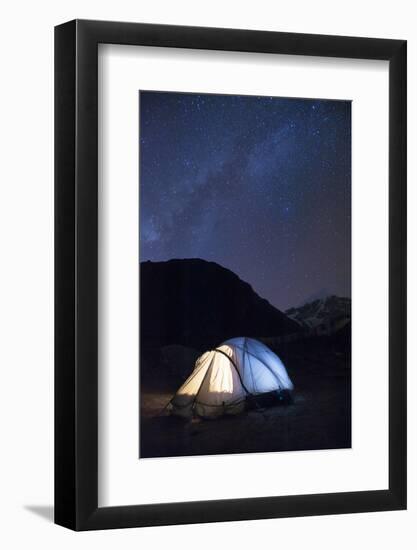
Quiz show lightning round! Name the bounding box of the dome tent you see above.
[170,337,293,419]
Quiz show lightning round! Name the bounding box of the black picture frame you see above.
[55,19,407,531]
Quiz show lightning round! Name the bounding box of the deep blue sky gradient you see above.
[139,91,351,310]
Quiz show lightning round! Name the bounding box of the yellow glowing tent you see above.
[170,337,293,418]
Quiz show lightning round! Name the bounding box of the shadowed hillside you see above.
[140,258,299,349]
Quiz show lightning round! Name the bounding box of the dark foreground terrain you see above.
[140,335,351,459]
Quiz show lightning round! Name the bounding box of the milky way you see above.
[139,91,351,310]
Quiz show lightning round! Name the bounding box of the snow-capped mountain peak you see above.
[285,295,351,335]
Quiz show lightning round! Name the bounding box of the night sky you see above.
[139,92,351,311]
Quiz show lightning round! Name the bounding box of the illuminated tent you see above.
[170,337,293,419]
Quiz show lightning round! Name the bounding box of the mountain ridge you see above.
[286,295,351,335]
[140,258,300,348]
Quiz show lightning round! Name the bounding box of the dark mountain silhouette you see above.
[140,258,299,349]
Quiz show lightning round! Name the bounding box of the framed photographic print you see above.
[55,20,406,530]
